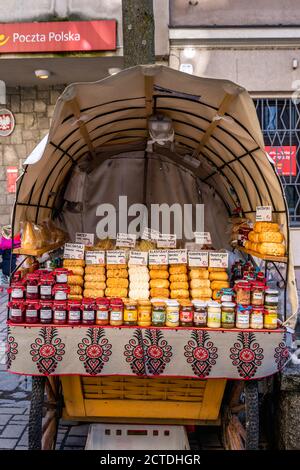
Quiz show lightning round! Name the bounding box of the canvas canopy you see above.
[13,65,298,327]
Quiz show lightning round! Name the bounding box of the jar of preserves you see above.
[236,305,252,329]
[54,268,69,284]
[152,302,166,327]
[124,300,138,326]
[52,284,70,301]
[109,298,124,326]
[40,274,55,300]
[265,289,279,309]
[9,282,25,300]
[179,301,194,327]
[219,288,235,303]
[25,300,40,324]
[165,300,180,327]
[251,281,265,306]
[96,298,110,326]
[8,300,24,323]
[235,280,251,305]
[68,299,82,325]
[137,300,152,327]
[81,298,96,325]
[221,302,236,329]
[53,301,67,325]
[192,301,207,327]
[250,306,264,329]
[40,300,53,324]
[26,273,40,300]
[264,307,278,330]
[207,302,221,328]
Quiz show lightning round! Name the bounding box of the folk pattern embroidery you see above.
[274,335,289,371]
[77,328,112,375]
[143,329,173,375]
[6,326,18,370]
[124,329,145,375]
[184,330,218,378]
[230,332,264,379]
[30,327,65,375]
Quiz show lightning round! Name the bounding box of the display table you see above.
[6,324,288,380]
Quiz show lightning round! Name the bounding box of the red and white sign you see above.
[265,145,297,176]
[0,20,116,53]
[7,167,18,193]
[0,108,15,136]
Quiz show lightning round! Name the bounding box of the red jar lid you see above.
[40,300,53,308]
[26,273,40,280]
[82,298,96,306]
[55,268,69,274]
[110,297,123,305]
[68,299,81,306]
[40,273,55,281]
[251,281,265,290]
[25,300,40,307]
[8,300,25,307]
[96,297,110,305]
[252,306,264,312]
[53,284,70,292]
[53,300,67,307]
[235,280,251,291]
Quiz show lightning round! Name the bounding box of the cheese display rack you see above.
[238,246,287,264]
[12,241,65,257]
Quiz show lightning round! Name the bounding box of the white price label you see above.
[168,249,188,264]
[194,232,212,245]
[106,250,127,265]
[141,227,160,241]
[85,251,105,265]
[157,234,176,248]
[128,251,148,266]
[188,251,209,267]
[209,252,229,268]
[149,250,169,265]
[256,206,272,222]
[63,243,85,260]
[75,232,94,246]
[116,233,137,248]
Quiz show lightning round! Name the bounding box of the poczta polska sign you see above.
[0,20,116,53]
[0,108,15,137]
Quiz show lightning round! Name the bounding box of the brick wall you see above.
[0,85,64,226]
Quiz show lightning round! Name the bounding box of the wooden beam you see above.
[144,74,154,117]
[68,98,97,161]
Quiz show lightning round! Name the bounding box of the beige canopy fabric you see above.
[13,65,298,327]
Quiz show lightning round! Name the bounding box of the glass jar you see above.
[179,301,194,327]
[207,301,221,328]
[265,289,279,309]
[152,302,166,327]
[236,305,252,329]
[219,288,235,303]
[137,300,152,327]
[264,307,278,330]
[40,300,53,324]
[124,300,138,326]
[221,302,236,329]
[235,280,251,305]
[52,284,70,301]
[165,300,180,327]
[96,298,110,326]
[192,301,207,327]
[251,281,265,306]
[9,282,25,300]
[40,274,55,300]
[8,300,24,323]
[110,298,124,326]
[53,301,67,325]
[26,273,40,300]
[250,306,264,329]
[81,298,96,325]
[68,300,82,325]
[25,300,40,324]
[54,268,69,284]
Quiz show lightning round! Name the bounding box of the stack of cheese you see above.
[149,264,169,299]
[64,259,85,300]
[209,268,230,301]
[84,265,106,298]
[170,264,189,299]
[246,222,285,257]
[129,265,150,300]
[105,264,129,298]
[189,268,212,301]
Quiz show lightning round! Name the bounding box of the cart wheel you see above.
[29,376,63,450]
[222,380,259,450]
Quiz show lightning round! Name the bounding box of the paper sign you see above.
[116,233,136,248]
[141,227,160,241]
[256,206,272,222]
[149,250,169,265]
[168,249,188,264]
[128,251,148,266]
[75,232,95,246]
[106,250,127,265]
[209,252,229,268]
[157,234,176,248]
[194,232,212,245]
[188,251,209,267]
[63,243,85,260]
[85,251,105,265]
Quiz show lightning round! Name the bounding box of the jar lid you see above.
[82,297,95,304]
[179,300,193,307]
[96,297,110,304]
[25,300,40,306]
[252,306,264,311]
[8,300,24,306]
[237,304,252,311]
[251,281,265,288]
[208,301,221,308]
[124,300,138,306]
[192,300,208,307]
[68,299,81,305]
[53,300,67,306]
[40,273,55,281]
[153,302,166,308]
[53,284,69,290]
[55,268,69,273]
[40,300,53,306]
[265,289,279,295]
[138,300,151,306]
[110,297,123,305]
[11,281,25,287]
[235,280,251,290]
[26,273,39,280]
[221,302,236,308]
[165,300,179,307]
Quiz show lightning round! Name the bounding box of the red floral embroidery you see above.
[184,330,218,378]
[30,327,65,375]
[77,328,112,375]
[230,332,264,379]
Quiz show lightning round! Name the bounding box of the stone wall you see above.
[0,85,64,226]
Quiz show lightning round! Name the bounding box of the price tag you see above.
[128,251,148,266]
[188,251,209,267]
[106,250,127,265]
[141,227,160,241]
[85,251,105,265]
[209,252,229,268]
[63,243,85,260]
[75,232,94,246]
[256,206,272,222]
[194,232,212,245]
[168,249,188,264]
[116,233,137,248]
[149,250,169,265]
[157,234,176,248]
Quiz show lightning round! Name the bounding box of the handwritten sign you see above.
[168,249,188,264]
[256,206,272,222]
[194,232,212,245]
[128,251,148,266]
[149,250,169,265]
[75,232,94,246]
[209,252,229,268]
[188,251,209,267]
[116,233,136,248]
[63,243,85,260]
[157,234,176,248]
[141,227,160,241]
[85,251,105,265]
[106,250,127,265]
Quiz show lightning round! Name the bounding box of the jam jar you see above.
[54,268,69,284]
[25,300,40,324]
[221,302,236,329]
[137,300,152,327]
[192,301,207,327]
[152,302,166,327]
[236,305,252,329]
[52,284,70,301]
[53,301,67,325]
[207,302,221,328]
[9,281,25,300]
[26,273,40,300]
[81,298,96,325]
[235,280,251,305]
[40,274,55,300]
[124,300,138,326]
[165,300,180,327]
[8,300,24,323]
[251,281,265,306]
[109,298,124,326]
[179,301,194,327]
[265,289,279,309]
[250,306,264,329]
[219,288,235,303]
[40,300,53,324]
[96,298,110,326]
[68,300,82,325]
[264,308,278,330]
